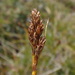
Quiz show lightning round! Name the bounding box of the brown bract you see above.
[28,9,46,56]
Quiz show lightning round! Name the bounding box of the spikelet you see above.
[28,9,46,56]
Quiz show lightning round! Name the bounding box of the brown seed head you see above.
[28,9,46,56]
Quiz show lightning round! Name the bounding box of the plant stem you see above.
[32,54,38,75]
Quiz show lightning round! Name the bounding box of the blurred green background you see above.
[0,0,75,75]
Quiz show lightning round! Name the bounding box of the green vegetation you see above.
[0,0,75,75]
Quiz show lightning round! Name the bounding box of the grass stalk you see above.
[28,9,46,75]
[32,54,38,75]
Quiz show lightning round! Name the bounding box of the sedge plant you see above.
[28,9,46,75]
